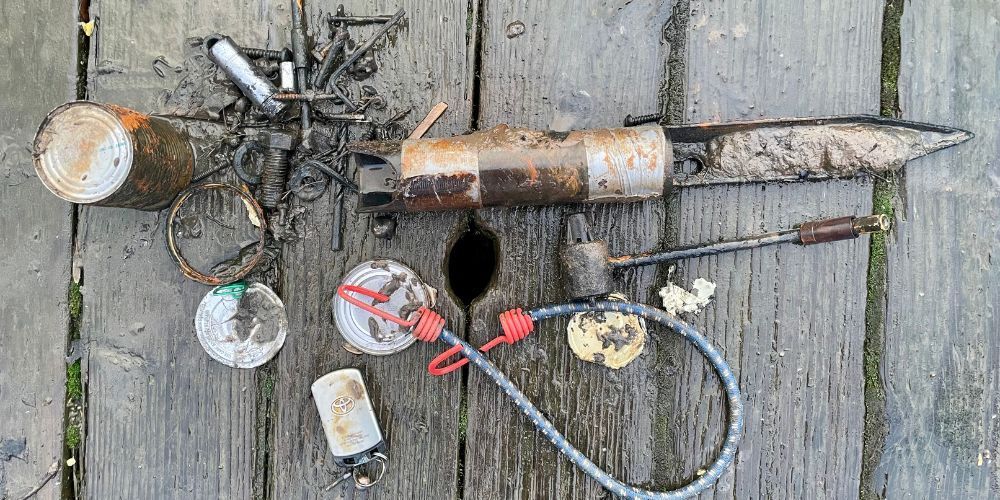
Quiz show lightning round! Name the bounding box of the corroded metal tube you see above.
[352,124,671,212]
[204,34,288,118]
[351,115,972,213]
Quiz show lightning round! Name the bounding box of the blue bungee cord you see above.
[339,286,743,499]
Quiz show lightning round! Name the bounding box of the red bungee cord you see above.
[336,285,534,375]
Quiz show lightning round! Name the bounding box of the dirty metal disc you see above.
[566,293,647,369]
[195,282,288,368]
[33,101,134,204]
[333,260,436,356]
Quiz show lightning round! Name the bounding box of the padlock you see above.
[311,368,387,467]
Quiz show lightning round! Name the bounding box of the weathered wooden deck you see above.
[1,0,998,498]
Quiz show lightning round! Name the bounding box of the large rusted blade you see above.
[667,115,973,186]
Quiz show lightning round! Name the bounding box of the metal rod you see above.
[272,92,346,103]
[331,188,344,251]
[329,14,394,23]
[608,214,889,269]
[303,160,358,192]
[290,0,312,130]
[313,26,349,89]
[608,231,801,269]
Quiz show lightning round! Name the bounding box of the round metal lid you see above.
[333,260,435,356]
[195,282,288,368]
[33,102,134,204]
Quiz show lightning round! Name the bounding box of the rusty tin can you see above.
[33,101,194,210]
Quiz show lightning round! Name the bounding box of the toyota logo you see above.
[331,396,356,415]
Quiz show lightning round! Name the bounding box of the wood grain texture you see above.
[674,1,882,497]
[465,1,673,497]
[267,0,474,498]
[875,1,1000,496]
[79,1,284,497]
[0,1,75,498]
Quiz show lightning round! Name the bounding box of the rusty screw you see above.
[258,130,297,208]
[244,47,293,62]
[623,113,663,127]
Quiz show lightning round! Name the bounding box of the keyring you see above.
[324,452,388,491]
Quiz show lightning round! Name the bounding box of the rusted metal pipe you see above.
[352,124,669,212]
[351,116,972,213]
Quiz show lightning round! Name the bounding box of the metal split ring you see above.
[324,452,388,491]
[166,183,267,285]
[352,452,388,489]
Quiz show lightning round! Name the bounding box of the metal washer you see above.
[333,260,434,355]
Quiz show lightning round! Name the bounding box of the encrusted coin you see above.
[567,293,646,369]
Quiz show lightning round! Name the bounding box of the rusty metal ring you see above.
[233,140,266,185]
[166,183,267,285]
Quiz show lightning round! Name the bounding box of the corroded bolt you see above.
[623,113,663,127]
[258,130,297,208]
[244,47,293,62]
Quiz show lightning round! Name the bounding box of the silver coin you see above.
[333,259,435,355]
[195,282,288,368]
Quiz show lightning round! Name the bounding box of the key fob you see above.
[312,368,387,467]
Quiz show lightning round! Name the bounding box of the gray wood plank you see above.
[875,1,1000,497]
[267,1,475,498]
[673,1,882,497]
[79,1,285,497]
[465,1,673,497]
[0,1,76,499]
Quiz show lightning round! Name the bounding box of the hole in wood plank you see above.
[446,220,498,307]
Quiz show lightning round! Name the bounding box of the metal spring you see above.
[258,149,290,207]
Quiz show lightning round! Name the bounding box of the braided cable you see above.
[435,300,743,499]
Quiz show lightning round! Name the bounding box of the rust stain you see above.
[68,135,99,178]
[348,380,363,399]
[401,171,478,210]
[108,104,150,132]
